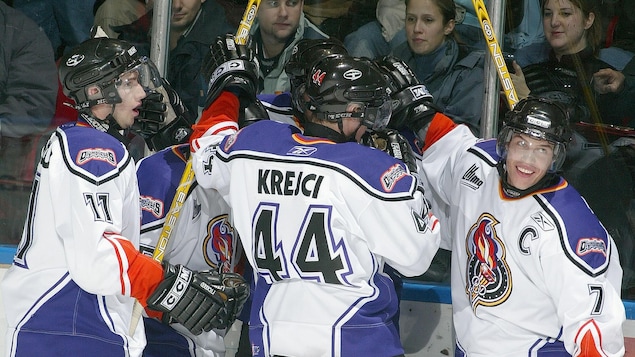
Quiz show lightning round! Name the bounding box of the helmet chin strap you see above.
[496,161,559,198]
[337,118,364,142]
[80,104,131,146]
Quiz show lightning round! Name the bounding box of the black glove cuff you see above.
[147,115,194,151]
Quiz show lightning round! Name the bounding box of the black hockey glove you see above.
[146,79,195,151]
[359,129,418,173]
[202,33,269,127]
[132,91,166,139]
[147,263,250,335]
[132,79,195,151]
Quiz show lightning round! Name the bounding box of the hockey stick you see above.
[472,0,519,110]
[128,0,262,335]
[236,0,261,45]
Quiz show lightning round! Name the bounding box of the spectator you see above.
[303,0,378,41]
[418,96,625,356]
[13,0,96,59]
[504,0,546,70]
[511,0,635,127]
[392,0,486,136]
[0,1,58,245]
[114,0,235,115]
[93,0,151,39]
[343,0,407,59]
[192,34,441,356]
[250,0,328,94]
[344,0,491,60]
[1,37,243,357]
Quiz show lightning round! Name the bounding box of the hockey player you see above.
[190,34,441,357]
[418,96,626,356]
[1,37,248,357]
[133,37,358,357]
[136,142,249,357]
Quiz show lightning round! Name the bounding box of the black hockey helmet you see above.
[285,38,349,117]
[299,56,392,130]
[497,96,573,171]
[285,38,349,88]
[59,38,151,110]
[373,55,437,132]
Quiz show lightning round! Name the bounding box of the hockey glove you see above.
[202,34,268,126]
[132,79,195,151]
[359,129,418,173]
[132,91,166,139]
[147,263,250,335]
[147,79,195,151]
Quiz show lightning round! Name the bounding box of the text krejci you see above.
[258,169,324,198]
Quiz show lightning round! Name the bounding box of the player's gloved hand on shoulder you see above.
[202,33,269,127]
[147,263,250,334]
[359,129,418,173]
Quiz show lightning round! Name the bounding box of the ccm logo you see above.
[343,69,362,80]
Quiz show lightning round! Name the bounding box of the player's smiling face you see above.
[505,133,554,190]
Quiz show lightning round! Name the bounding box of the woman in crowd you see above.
[392,0,485,136]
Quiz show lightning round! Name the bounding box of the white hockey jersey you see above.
[1,121,158,357]
[136,144,244,357]
[134,91,296,357]
[193,119,441,357]
[420,118,626,356]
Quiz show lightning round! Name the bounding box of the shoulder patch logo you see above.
[223,133,238,152]
[466,213,512,311]
[576,238,607,257]
[140,195,164,218]
[77,148,116,166]
[381,164,407,191]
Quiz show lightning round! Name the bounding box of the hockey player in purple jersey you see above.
[188,34,441,357]
[418,96,626,356]
[1,37,247,357]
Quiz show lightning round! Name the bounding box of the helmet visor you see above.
[361,99,392,130]
[130,56,163,91]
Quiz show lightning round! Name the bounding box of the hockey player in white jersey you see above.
[133,37,353,357]
[418,96,626,356]
[190,34,441,357]
[1,37,247,357]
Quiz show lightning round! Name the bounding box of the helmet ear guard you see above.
[497,96,573,172]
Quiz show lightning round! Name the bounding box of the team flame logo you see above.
[203,215,236,273]
[465,213,512,311]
